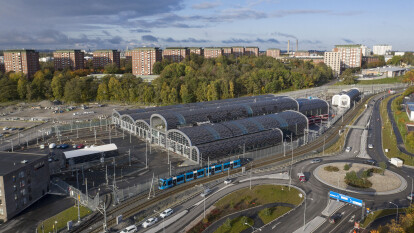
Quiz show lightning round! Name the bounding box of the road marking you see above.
[329,212,353,233]
[272,222,281,229]
[349,215,355,223]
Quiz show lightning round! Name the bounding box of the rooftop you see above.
[54,50,81,53]
[165,47,187,49]
[0,152,46,176]
[5,49,37,53]
[94,50,118,53]
[335,44,362,48]
[133,47,160,50]
[267,48,281,50]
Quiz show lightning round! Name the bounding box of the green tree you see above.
[17,76,28,99]
[224,218,231,230]
[179,84,193,103]
[344,164,350,171]
[341,69,357,85]
[379,161,387,175]
[104,63,120,74]
[0,77,18,101]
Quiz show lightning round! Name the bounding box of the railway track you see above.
[71,96,369,233]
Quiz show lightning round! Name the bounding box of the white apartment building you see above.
[324,52,341,77]
[373,44,392,56]
[360,45,371,56]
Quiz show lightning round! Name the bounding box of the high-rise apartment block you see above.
[245,47,259,56]
[204,47,223,59]
[232,46,245,57]
[324,52,341,77]
[3,50,40,78]
[0,152,49,222]
[93,50,120,69]
[266,48,281,58]
[162,47,189,62]
[373,44,392,56]
[189,47,204,56]
[222,47,233,57]
[53,50,84,70]
[360,45,371,57]
[333,45,362,69]
[132,47,162,76]
[124,50,132,64]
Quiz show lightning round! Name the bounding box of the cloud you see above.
[102,30,111,36]
[163,37,210,43]
[108,36,123,44]
[192,2,220,9]
[272,32,297,39]
[141,35,158,42]
[301,40,322,44]
[130,29,152,33]
[271,9,331,18]
[222,38,279,44]
[342,38,355,44]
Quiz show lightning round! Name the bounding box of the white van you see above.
[49,143,56,149]
[120,225,137,233]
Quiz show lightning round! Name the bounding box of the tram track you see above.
[70,95,369,233]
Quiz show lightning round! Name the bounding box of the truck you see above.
[298,172,306,182]
[389,158,403,167]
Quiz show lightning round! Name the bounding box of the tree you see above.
[96,82,110,101]
[379,161,387,175]
[224,218,231,230]
[179,84,193,103]
[341,69,357,85]
[17,76,28,99]
[344,164,350,171]
[104,63,120,74]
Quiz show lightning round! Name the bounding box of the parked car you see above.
[0,133,3,137]
[2,127,9,130]
[363,159,377,165]
[311,159,322,163]
[345,147,352,152]
[76,144,85,149]
[59,144,69,149]
[49,143,56,149]
[120,225,137,233]
[407,193,414,201]
[328,213,342,224]
[10,128,17,131]
[200,188,211,197]
[368,144,374,149]
[159,208,173,218]
[142,217,158,228]
[224,179,232,185]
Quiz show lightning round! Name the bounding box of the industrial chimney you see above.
[287,40,290,54]
[296,39,298,52]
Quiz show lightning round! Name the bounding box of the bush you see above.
[344,164,351,171]
[263,208,272,216]
[324,166,339,172]
[224,218,231,230]
[345,171,372,188]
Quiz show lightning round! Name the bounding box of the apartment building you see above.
[222,47,233,57]
[294,51,310,57]
[162,47,189,62]
[3,50,40,78]
[360,45,371,56]
[189,47,204,56]
[266,48,281,58]
[334,45,362,69]
[324,52,341,77]
[232,46,245,57]
[124,50,132,64]
[373,44,392,56]
[245,47,259,56]
[0,152,49,222]
[132,47,162,76]
[204,47,223,59]
[53,50,84,70]
[93,50,120,69]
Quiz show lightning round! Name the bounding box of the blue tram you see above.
[158,159,242,190]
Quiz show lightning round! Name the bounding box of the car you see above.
[368,144,374,149]
[328,213,342,224]
[59,144,69,149]
[76,144,85,149]
[159,208,173,218]
[10,128,17,131]
[0,134,2,137]
[363,159,377,165]
[311,159,322,163]
[48,158,53,162]
[120,225,137,233]
[49,143,56,149]
[142,217,158,228]
[224,179,232,185]
[200,188,211,197]
[345,147,352,152]
[407,193,414,201]
[18,127,25,131]
[2,127,9,130]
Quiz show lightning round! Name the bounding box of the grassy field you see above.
[214,216,254,233]
[37,205,91,233]
[361,208,401,228]
[258,206,292,225]
[390,96,414,154]
[380,95,414,166]
[335,76,405,85]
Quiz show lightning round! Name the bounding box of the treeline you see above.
[0,54,334,104]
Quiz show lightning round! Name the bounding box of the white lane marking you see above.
[272,222,281,229]
[193,184,234,207]
[349,215,355,223]
[329,212,353,233]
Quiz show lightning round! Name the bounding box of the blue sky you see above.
[0,0,412,51]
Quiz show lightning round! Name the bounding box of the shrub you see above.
[345,171,372,188]
[324,166,339,172]
[263,208,272,216]
[344,164,351,171]
[224,218,231,230]
[379,162,387,175]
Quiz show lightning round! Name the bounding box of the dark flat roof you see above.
[0,152,46,176]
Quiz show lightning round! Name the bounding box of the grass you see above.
[214,216,254,233]
[258,206,292,224]
[324,165,339,172]
[361,208,402,228]
[391,97,414,154]
[37,205,91,233]
[335,76,405,85]
[380,94,414,166]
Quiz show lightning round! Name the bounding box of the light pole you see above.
[244,221,261,232]
[250,162,253,190]
[389,202,398,222]
[303,196,313,229]
[288,133,293,191]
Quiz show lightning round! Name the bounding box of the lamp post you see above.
[389,202,399,222]
[244,221,261,232]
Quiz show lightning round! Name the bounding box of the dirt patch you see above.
[316,162,401,192]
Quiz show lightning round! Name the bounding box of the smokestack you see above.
[296,39,298,52]
[287,40,290,54]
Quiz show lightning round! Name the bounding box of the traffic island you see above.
[314,162,407,195]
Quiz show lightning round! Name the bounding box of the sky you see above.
[0,0,412,51]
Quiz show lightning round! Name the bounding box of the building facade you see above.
[204,47,223,59]
[294,51,310,57]
[266,48,281,58]
[3,50,40,78]
[53,50,84,70]
[162,47,189,63]
[0,153,49,222]
[245,47,259,56]
[373,44,392,56]
[324,52,341,77]
[222,47,233,57]
[188,47,204,56]
[334,45,362,69]
[360,45,371,56]
[132,47,162,76]
[232,47,245,57]
[93,50,120,69]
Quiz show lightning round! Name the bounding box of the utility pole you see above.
[94,129,97,144]
[289,133,293,191]
[167,139,170,165]
[323,136,326,156]
[128,149,131,166]
[85,178,88,206]
[250,162,253,190]
[145,140,148,168]
[77,194,81,223]
[105,165,108,185]
[208,157,210,177]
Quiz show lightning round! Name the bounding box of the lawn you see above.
[380,95,414,166]
[37,205,91,233]
[214,216,254,233]
[335,76,405,85]
[390,96,414,154]
[258,206,292,224]
[361,208,402,228]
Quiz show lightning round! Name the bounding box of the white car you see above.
[159,208,173,218]
[2,127,9,130]
[224,179,232,185]
[200,188,211,197]
[345,147,352,152]
[368,144,374,149]
[407,193,414,201]
[120,225,137,233]
[311,159,322,163]
[142,217,158,228]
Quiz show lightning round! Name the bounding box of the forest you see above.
[0,54,335,104]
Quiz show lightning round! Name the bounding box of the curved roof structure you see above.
[344,88,360,100]
[297,98,329,116]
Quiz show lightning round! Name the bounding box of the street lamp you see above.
[244,221,261,232]
[389,202,399,222]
